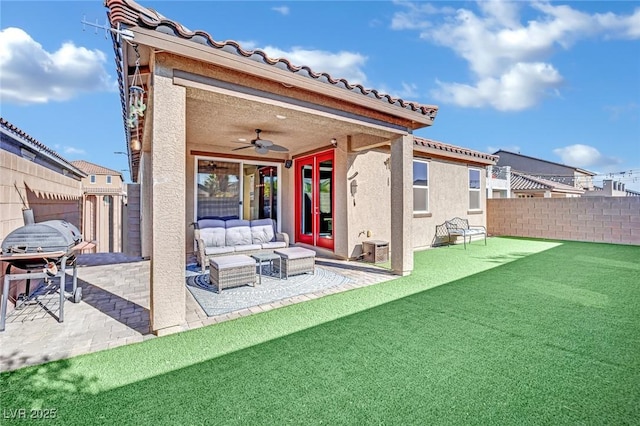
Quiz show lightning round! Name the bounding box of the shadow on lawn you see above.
[2,242,637,424]
[0,352,99,411]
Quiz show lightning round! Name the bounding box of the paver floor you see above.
[0,252,396,372]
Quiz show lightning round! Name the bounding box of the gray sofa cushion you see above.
[233,244,262,254]
[225,220,252,246]
[204,246,234,256]
[251,223,276,244]
[260,241,287,250]
[200,227,226,248]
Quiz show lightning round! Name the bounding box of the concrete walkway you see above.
[0,253,396,372]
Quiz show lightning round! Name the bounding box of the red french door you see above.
[295,151,334,250]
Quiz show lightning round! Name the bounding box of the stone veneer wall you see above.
[487,197,640,245]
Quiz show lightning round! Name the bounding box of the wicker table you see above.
[209,255,256,294]
[274,247,316,279]
[251,252,282,285]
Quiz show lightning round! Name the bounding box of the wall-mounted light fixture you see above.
[331,138,337,148]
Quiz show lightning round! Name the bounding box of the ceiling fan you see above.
[232,129,289,155]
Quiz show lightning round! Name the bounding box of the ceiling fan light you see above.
[256,146,269,155]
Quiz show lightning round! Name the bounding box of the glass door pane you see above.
[295,151,334,250]
[301,164,313,237]
[316,156,333,249]
[197,160,240,220]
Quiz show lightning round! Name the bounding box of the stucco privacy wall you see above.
[412,159,487,250]
[1,151,81,241]
[487,197,640,245]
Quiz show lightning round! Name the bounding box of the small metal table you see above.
[251,252,282,285]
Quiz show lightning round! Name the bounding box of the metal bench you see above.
[436,217,486,249]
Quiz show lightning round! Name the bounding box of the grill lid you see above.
[1,220,82,255]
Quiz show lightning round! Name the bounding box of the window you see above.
[413,159,429,212]
[469,168,481,210]
[90,175,96,184]
[106,175,112,184]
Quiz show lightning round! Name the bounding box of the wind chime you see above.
[128,45,145,152]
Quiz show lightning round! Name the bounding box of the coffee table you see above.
[251,252,282,285]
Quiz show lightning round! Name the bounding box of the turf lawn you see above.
[1,237,639,425]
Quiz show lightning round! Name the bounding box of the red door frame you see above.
[294,150,335,251]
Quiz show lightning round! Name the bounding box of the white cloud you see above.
[63,146,86,155]
[553,144,621,168]
[261,46,368,84]
[0,27,116,105]
[393,1,640,111]
[433,62,562,111]
[272,6,290,16]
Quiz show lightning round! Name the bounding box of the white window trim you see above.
[469,168,482,210]
[90,175,96,184]
[106,175,112,185]
[413,159,429,213]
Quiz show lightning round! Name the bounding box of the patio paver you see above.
[0,252,395,372]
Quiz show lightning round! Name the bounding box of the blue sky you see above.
[2,1,639,189]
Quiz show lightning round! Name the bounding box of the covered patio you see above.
[106,0,439,335]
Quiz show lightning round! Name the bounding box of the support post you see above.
[390,134,413,276]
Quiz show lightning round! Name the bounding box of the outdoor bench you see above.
[435,217,487,249]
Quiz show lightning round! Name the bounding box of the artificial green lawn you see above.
[1,237,639,425]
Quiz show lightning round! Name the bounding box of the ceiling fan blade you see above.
[267,144,289,152]
[232,145,253,151]
[257,139,273,147]
[255,146,269,155]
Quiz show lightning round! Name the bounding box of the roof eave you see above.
[125,27,438,128]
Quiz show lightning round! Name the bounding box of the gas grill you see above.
[1,220,88,331]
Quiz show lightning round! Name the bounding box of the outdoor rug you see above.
[185,264,353,317]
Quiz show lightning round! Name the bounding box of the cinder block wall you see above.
[487,197,640,245]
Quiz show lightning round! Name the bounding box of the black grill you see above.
[1,220,84,332]
[1,220,81,269]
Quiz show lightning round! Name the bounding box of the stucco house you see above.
[0,118,85,241]
[71,160,127,253]
[494,149,596,191]
[105,0,496,335]
[1,118,86,311]
[510,170,585,198]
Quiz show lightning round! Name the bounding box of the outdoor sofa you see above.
[194,218,289,272]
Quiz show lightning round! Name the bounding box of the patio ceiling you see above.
[184,87,402,160]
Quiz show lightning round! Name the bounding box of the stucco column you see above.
[140,153,152,259]
[390,134,413,276]
[150,69,186,335]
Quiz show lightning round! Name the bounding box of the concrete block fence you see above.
[487,197,640,245]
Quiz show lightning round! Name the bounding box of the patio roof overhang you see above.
[106,0,440,182]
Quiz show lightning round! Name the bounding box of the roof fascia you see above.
[414,145,496,166]
[127,27,436,128]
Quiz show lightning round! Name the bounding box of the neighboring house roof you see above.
[414,137,498,165]
[511,171,585,194]
[71,160,123,179]
[105,0,439,122]
[0,117,86,178]
[493,149,596,176]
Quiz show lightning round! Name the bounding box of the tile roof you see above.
[104,0,439,121]
[414,137,498,162]
[0,117,86,177]
[511,171,584,193]
[71,160,123,177]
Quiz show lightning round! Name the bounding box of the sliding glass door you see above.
[196,158,279,223]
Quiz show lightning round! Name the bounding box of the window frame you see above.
[89,175,96,184]
[412,158,430,214]
[468,168,482,211]
[106,175,112,185]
